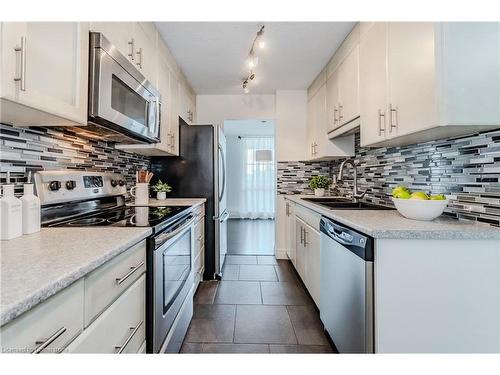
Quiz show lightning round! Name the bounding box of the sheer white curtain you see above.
[233,137,275,219]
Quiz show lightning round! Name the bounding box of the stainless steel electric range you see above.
[34,170,196,353]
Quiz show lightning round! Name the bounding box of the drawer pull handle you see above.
[32,327,66,354]
[116,261,145,285]
[115,320,144,354]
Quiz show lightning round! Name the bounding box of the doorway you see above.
[223,119,276,256]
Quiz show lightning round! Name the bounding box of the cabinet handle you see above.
[285,202,289,216]
[115,261,144,285]
[378,109,386,136]
[303,229,308,247]
[300,226,304,244]
[128,38,135,61]
[333,106,338,126]
[136,47,143,69]
[115,320,143,354]
[170,134,175,150]
[32,327,66,354]
[314,143,318,156]
[389,104,397,133]
[14,36,27,91]
[338,104,344,123]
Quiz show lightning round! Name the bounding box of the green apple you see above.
[430,194,446,200]
[410,191,429,200]
[392,185,410,198]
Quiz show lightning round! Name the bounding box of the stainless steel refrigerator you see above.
[150,121,228,279]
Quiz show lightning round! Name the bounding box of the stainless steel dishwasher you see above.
[319,216,374,353]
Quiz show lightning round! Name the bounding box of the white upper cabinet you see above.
[132,23,157,84]
[307,82,354,161]
[89,22,157,85]
[337,45,360,128]
[359,22,389,147]
[0,22,89,126]
[178,82,196,125]
[359,22,500,148]
[326,69,340,133]
[88,22,134,62]
[326,46,360,133]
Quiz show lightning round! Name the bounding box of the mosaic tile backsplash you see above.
[0,123,150,195]
[277,161,331,195]
[278,129,500,226]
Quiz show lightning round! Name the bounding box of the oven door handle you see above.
[154,214,196,249]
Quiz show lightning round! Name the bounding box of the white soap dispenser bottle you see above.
[20,172,41,234]
[0,182,23,240]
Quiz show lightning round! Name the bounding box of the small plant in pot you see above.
[309,175,331,197]
[152,180,172,200]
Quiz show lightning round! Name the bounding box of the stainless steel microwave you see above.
[88,32,161,144]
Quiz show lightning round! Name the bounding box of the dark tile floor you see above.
[227,219,275,255]
[181,256,333,354]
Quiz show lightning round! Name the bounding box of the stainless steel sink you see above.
[301,197,394,210]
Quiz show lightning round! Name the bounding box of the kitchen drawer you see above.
[84,240,146,327]
[193,217,204,256]
[66,275,145,353]
[0,280,84,353]
[295,204,321,230]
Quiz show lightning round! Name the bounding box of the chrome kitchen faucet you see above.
[338,159,367,202]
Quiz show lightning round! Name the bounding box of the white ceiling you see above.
[155,22,355,95]
[224,119,275,136]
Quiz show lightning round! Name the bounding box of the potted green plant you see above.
[152,180,172,200]
[309,175,331,197]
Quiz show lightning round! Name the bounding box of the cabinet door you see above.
[156,58,174,154]
[387,22,437,139]
[306,97,316,159]
[304,226,321,307]
[313,84,328,157]
[338,45,360,127]
[169,73,180,155]
[89,22,134,62]
[326,71,340,132]
[133,22,157,84]
[1,22,88,125]
[285,201,296,266]
[178,83,193,124]
[295,218,307,282]
[359,22,388,147]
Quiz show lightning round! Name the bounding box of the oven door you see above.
[89,34,160,143]
[153,214,195,352]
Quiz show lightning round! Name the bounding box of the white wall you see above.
[196,95,276,125]
[275,90,308,162]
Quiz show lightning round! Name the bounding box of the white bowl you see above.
[392,197,448,221]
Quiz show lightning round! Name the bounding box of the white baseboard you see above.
[275,248,288,260]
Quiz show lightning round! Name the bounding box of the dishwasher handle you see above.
[320,217,374,261]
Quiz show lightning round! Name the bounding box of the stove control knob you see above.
[66,180,77,190]
[110,179,118,187]
[48,181,61,191]
[118,180,125,187]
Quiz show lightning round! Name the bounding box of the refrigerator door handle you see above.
[214,210,229,223]
[218,144,226,202]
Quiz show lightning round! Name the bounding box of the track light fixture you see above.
[242,25,266,94]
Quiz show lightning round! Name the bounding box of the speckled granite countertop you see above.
[127,198,206,207]
[0,227,152,326]
[285,195,500,240]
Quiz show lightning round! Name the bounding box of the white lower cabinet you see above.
[66,275,145,353]
[0,280,84,353]
[285,200,296,266]
[0,239,147,354]
[293,205,321,307]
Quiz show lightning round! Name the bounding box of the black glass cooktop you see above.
[46,205,190,233]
